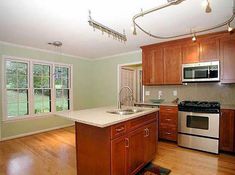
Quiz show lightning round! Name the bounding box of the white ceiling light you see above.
[192,33,197,42]
[132,0,235,40]
[228,22,233,32]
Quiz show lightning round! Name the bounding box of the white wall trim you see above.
[117,61,142,105]
[0,123,75,141]
[0,40,91,61]
[93,50,142,61]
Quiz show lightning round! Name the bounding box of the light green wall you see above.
[0,43,141,140]
[90,51,142,107]
[0,43,93,139]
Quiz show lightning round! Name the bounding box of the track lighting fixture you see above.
[228,22,233,32]
[204,0,212,13]
[132,0,235,39]
[192,33,196,42]
[133,24,137,35]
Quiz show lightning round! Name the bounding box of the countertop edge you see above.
[56,108,159,128]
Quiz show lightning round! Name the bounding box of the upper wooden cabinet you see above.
[220,35,235,83]
[182,42,200,64]
[142,45,182,85]
[141,31,235,85]
[199,38,220,62]
[142,47,164,85]
[219,109,235,152]
[163,45,182,84]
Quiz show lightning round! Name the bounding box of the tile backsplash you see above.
[144,83,235,105]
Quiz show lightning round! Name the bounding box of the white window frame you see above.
[2,55,73,122]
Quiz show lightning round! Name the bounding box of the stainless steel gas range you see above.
[178,101,220,154]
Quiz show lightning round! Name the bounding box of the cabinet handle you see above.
[166,132,171,135]
[144,128,150,137]
[125,138,129,148]
[144,128,148,137]
[146,128,150,137]
[115,127,125,132]
[165,118,171,121]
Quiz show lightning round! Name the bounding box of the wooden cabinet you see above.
[141,32,235,85]
[75,112,158,175]
[220,35,235,83]
[144,122,157,162]
[111,136,127,175]
[127,126,146,175]
[219,109,235,152]
[163,45,182,84]
[159,106,178,141]
[199,38,220,62]
[142,45,182,85]
[182,42,200,64]
[142,47,164,85]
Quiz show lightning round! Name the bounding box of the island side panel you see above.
[75,122,111,175]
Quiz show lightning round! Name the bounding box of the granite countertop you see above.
[221,104,235,110]
[56,106,159,128]
[134,102,178,107]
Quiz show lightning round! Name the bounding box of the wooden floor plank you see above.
[0,126,235,175]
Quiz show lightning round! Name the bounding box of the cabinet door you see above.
[111,136,127,175]
[199,38,220,62]
[219,109,235,152]
[163,45,182,84]
[127,127,145,175]
[182,42,200,64]
[220,35,235,83]
[144,121,157,163]
[142,47,164,85]
[142,48,152,85]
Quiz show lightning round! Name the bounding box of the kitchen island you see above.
[57,106,159,175]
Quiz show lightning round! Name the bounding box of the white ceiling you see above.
[0,0,234,59]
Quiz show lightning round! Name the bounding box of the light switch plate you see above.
[173,90,177,96]
[145,91,150,96]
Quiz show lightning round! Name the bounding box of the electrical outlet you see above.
[173,90,177,96]
[158,91,162,99]
[145,91,150,96]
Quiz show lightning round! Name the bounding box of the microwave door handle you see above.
[192,70,195,79]
[208,67,210,78]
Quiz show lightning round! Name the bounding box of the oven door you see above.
[178,111,219,138]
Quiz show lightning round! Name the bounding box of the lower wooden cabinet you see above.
[159,106,178,141]
[219,109,235,152]
[76,112,158,175]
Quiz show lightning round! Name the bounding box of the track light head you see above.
[192,33,197,42]
[228,23,233,32]
[133,25,137,35]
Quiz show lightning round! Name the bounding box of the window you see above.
[3,57,73,121]
[33,64,52,114]
[5,60,29,117]
[55,66,70,111]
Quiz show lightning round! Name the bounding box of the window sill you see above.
[2,110,72,123]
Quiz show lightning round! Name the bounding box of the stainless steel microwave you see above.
[182,61,220,83]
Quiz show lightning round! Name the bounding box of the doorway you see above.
[117,62,143,106]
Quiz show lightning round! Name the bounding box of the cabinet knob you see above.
[125,138,129,148]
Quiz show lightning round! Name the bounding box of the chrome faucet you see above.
[118,86,134,109]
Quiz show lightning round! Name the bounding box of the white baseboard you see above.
[0,123,75,141]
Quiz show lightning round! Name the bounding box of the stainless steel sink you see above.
[107,108,144,115]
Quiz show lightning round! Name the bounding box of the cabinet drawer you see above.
[159,125,177,141]
[111,123,127,139]
[160,106,178,114]
[127,112,157,132]
[160,113,177,125]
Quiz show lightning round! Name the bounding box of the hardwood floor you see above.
[0,126,235,175]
